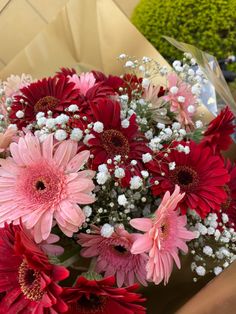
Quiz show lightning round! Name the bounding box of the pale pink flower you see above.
[0,133,95,243]
[0,126,17,152]
[143,84,163,107]
[69,72,96,95]
[4,74,33,98]
[78,225,148,287]
[164,73,196,127]
[130,185,195,285]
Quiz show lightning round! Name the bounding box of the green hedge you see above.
[132,0,236,62]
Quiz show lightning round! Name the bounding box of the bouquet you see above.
[0,53,235,313]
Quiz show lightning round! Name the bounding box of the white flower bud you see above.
[118,194,128,206]
[101,224,114,238]
[93,121,104,133]
[54,129,67,141]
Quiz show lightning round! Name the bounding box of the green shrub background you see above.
[132,0,236,62]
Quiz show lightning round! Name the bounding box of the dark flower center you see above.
[74,294,107,313]
[101,129,130,157]
[34,96,59,113]
[171,166,199,191]
[113,245,128,254]
[18,260,44,301]
[160,219,169,239]
[35,180,46,191]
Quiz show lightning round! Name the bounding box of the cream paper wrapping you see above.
[0,0,169,82]
[0,0,70,71]
[0,1,235,313]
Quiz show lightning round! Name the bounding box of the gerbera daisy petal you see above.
[130,218,153,232]
[66,150,90,172]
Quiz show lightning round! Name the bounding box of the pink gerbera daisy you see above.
[164,73,196,128]
[69,72,96,95]
[77,225,148,287]
[130,185,195,285]
[0,133,95,243]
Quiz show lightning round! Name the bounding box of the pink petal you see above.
[131,233,152,254]
[53,140,77,169]
[42,134,53,160]
[9,142,25,166]
[40,211,53,241]
[76,193,95,204]
[130,218,153,232]
[66,150,90,172]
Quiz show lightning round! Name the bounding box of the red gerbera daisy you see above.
[147,140,229,217]
[92,71,144,101]
[202,106,235,154]
[84,98,150,184]
[92,71,124,93]
[9,75,80,129]
[62,275,146,314]
[0,224,69,314]
[222,161,236,228]
[56,67,77,78]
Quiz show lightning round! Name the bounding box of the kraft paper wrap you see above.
[0,1,235,313]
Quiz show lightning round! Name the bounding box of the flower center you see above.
[34,96,59,113]
[35,180,46,191]
[73,294,107,313]
[101,129,130,157]
[113,245,128,254]
[171,166,199,191]
[161,223,168,237]
[18,260,44,301]
[19,162,66,205]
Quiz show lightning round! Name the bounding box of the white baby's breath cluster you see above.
[188,211,236,281]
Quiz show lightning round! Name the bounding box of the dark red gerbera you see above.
[0,224,69,314]
[56,67,77,78]
[62,275,146,314]
[202,106,235,154]
[92,71,143,100]
[84,98,150,185]
[92,71,124,93]
[147,140,229,218]
[75,83,115,119]
[222,161,236,228]
[9,75,80,129]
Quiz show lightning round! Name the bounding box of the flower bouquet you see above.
[0,52,235,313]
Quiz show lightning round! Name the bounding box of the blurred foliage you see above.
[132,0,236,68]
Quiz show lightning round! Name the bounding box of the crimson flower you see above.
[92,70,125,93]
[222,162,236,228]
[84,99,150,185]
[62,275,146,314]
[9,75,80,129]
[56,67,77,78]
[0,224,69,314]
[147,140,229,217]
[202,106,235,154]
[92,71,143,99]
